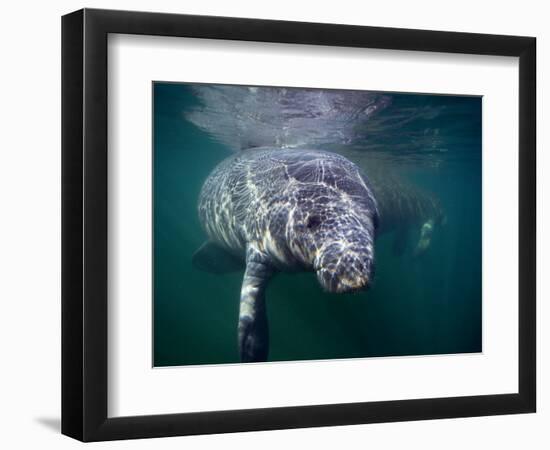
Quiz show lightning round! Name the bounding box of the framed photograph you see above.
[61,8,536,442]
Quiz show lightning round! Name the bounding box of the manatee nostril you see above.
[306,215,321,229]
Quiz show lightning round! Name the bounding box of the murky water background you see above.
[153,83,481,366]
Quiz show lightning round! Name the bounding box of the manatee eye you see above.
[306,215,321,230]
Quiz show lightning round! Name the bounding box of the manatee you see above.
[193,148,379,362]
[363,165,445,256]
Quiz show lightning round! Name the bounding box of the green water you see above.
[153,83,482,366]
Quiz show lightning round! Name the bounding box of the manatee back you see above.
[198,154,250,252]
[197,150,286,250]
[198,148,378,255]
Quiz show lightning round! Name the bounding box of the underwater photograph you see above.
[153,82,482,367]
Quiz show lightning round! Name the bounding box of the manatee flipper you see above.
[238,245,274,363]
[414,219,435,256]
[192,241,245,274]
[392,227,410,256]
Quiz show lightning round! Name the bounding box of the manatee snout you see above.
[314,242,375,293]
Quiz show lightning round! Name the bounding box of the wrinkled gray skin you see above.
[197,148,379,362]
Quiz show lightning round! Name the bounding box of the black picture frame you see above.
[61,8,536,442]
